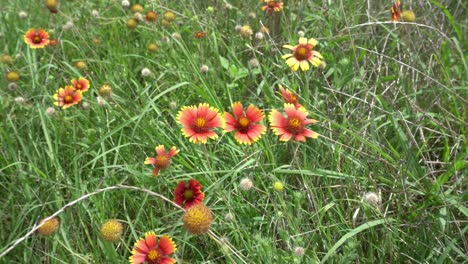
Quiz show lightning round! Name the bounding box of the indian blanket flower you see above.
[261,0,284,12]
[24,28,50,48]
[71,77,90,92]
[391,0,401,21]
[282,37,323,71]
[53,86,82,109]
[144,145,178,176]
[224,102,266,145]
[278,85,302,108]
[177,103,225,144]
[174,179,205,209]
[129,231,176,264]
[194,31,206,39]
[269,103,319,142]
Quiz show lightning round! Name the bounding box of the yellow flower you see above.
[6,71,20,82]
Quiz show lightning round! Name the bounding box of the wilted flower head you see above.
[147,43,158,52]
[174,179,205,209]
[239,25,253,38]
[182,204,213,235]
[91,9,99,18]
[145,11,158,22]
[45,0,59,13]
[1,54,13,64]
[255,32,264,40]
[121,0,130,8]
[171,32,182,40]
[248,58,259,67]
[224,212,234,222]
[297,30,305,37]
[200,64,209,73]
[235,25,242,32]
[127,18,138,29]
[134,12,144,22]
[163,11,176,22]
[75,61,87,69]
[248,12,256,19]
[15,96,26,104]
[81,102,90,110]
[224,3,233,10]
[131,4,144,13]
[8,82,18,91]
[363,192,381,206]
[99,84,112,97]
[391,0,401,21]
[294,246,305,256]
[19,11,28,19]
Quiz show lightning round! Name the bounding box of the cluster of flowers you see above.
[53,77,90,109]
[125,3,177,29]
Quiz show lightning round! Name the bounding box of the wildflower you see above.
[63,21,74,31]
[194,31,206,39]
[37,217,60,236]
[273,181,284,192]
[141,68,152,77]
[255,32,264,40]
[248,58,259,67]
[147,43,158,52]
[99,84,112,96]
[8,83,18,91]
[145,11,158,22]
[182,204,213,235]
[92,9,99,18]
[53,86,82,109]
[297,30,305,37]
[46,107,56,116]
[391,0,401,21]
[71,77,90,92]
[121,0,130,8]
[163,11,176,22]
[127,18,138,29]
[1,54,12,64]
[282,37,324,71]
[174,179,205,209]
[239,178,253,191]
[177,103,225,144]
[45,0,59,13]
[75,61,87,69]
[278,85,301,108]
[239,25,253,38]
[401,10,415,22]
[224,102,266,145]
[97,96,106,106]
[14,97,26,104]
[269,103,319,142]
[6,71,20,82]
[24,28,49,49]
[200,64,209,73]
[131,4,144,13]
[129,232,176,264]
[294,246,305,256]
[144,145,178,176]
[363,192,381,206]
[261,0,284,12]
[100,219,123,242]
[18,11,28,19]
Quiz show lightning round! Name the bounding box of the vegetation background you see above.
[0,0,466,263]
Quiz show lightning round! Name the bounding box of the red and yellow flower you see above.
[24,28,50,49]
[177,103,225,144]
[174,179,205,209]
[224,102,266,145]
[278,85,302,108]
[53,86,82,109]
[261,0,284,12]
[282,37,323,71]
[144,145,178,176]
[129,231,176,264]
[70,77,90,92]
[194,31,206,39]
[391,0,401,21]
[269,103,319,142]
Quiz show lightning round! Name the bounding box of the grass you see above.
[0,0,466,263]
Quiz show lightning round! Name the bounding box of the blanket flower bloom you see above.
[174,179,205,209]
[224,102,266,145]
[129,231,177,264]
[24,28,49,48]
[261,0,284,12]
[269,103,319,142]
[144,145,178,176]
[391,0,401,21]
[278,85,302,108]
[53,86,82,109]
[177,103,224,144]
[282,37,323,71]
[71,77,90,92]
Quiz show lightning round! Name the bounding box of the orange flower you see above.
[269,103,319,142]
[145,11,158,23]
[53,86,82,109]
[282,37,323,71]
[194,31,206,39]
[391,0,401,21]
[70,77,90,92]
[261,0,284,12]
[177,103,225,144]
[278,85,302,108]
[24,28,49,49]
[174,179,205,209]
[224,102,266,145]
[144,145,178,176]
[129,232,176,264]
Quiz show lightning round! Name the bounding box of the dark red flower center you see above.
[193,117,208,133]
[155,154,170,168]
[33,35,42,44]
[75,83,82,89]
[286,117,303,134]
[183,189,194,199]
[235,116,250,133]
[64,95,73,104]
[294,45,312,60]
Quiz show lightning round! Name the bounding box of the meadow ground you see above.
[0,0,466,263]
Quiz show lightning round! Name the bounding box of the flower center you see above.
[155,155,169,168]
[294,45,311,60]
[184,189,194,199]
[76,83,82,89]
[268,1,276,8]
[193,117,208,133]
[287,117,303,134]
[236,116,250,133]
[33,35,42,44]
[64,95,73,104]
[147,249,159,261]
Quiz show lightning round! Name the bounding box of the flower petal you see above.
[158,235,177,255]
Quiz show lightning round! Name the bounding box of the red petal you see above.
[158,236,177,255]
[231,102,243,119]
[245,105,264,123]
[145,232,157,248]
[155,145,165,156]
